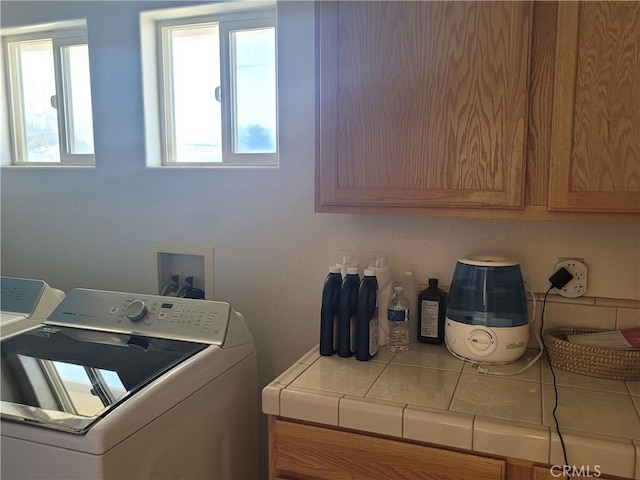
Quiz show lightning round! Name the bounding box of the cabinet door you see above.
[549,2,640,213]
[270,418,506,480]
[316,1,533,210]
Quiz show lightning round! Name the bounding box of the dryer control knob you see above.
[125,300,147,321]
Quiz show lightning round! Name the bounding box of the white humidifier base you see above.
[445,319,529,364]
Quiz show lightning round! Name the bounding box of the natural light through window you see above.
[170,24,222,163]
[16,40,60,162]
[63,44,94,155]
[142,3,278,167]
[2,23,95,166]
[232,27,277,154]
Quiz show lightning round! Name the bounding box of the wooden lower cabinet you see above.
[269,417,505,480]
[268,417,627,480]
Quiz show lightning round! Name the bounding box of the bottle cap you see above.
[346,266,359,275]
[363,268,376,277]
[329,265,341,274]
[394,286,404,294]
[368,251,390,268]
[428,278,438,286]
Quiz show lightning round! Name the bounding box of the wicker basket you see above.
[543,327,640,381]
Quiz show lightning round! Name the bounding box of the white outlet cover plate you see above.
[553,259,587,298]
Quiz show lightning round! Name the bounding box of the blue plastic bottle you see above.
[356,268,379,361]
[338,266,360,357]
[320,266,342,356]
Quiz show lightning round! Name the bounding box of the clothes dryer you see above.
[0,288,257,479]
[1,276,65,339]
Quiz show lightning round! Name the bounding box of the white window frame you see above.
[2,25,94,166]
[143,4,278,168]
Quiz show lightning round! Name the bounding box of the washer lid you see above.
[0,324,206,434]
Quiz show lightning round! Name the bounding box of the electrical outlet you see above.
[554,258,588,298]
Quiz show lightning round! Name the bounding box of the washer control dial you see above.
[125,300,147,321]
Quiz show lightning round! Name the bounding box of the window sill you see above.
[146,164,279,170]
[1,164,96,169]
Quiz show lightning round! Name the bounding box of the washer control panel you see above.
[1,277,45,317]
[46,288,230,345]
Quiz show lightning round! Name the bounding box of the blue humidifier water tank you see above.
[445,255,529,363]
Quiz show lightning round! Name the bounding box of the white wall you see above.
[1,1,639,476]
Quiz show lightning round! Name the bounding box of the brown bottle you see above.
[417,278,447,344]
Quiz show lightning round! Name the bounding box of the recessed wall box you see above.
[152,242,214,300]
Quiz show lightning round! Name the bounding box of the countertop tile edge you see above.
[280,386,341,426]
[549,429,636,479]
[339,395,404,438]
[473,415,550,464]
[403,405,473,450]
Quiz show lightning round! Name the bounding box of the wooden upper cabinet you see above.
[549,2,640,213]
[316,1,533,210]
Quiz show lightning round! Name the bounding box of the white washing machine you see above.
[0,288,257,480]
[1,277,66,339]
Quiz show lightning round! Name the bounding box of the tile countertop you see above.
[262,343,640,479]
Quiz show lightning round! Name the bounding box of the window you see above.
[142,3,278,167]
[2,23,95,165]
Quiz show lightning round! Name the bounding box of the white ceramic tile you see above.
[298,347,321,365]
[273,362,309,386]
[366,363,460,410]
[280,386,342,426]
[290,356,386,396]
[542,384,640,440]
[597,298,640,309]
[462,347,542,382]
[403,405,473,450]
[627,381,640,395]
[631,395,640,418]
[371,347,396,363]
[541,357,628,393]
[617,308,640,330]
[261,381,285,415]
[633,439,640,480]
[540,302,616,332]
[450,374,541,424]
[549,430,635,479]
[339,396,403,437]
[391,343,465,372]
[473,416,550,463]
[544,294,596,306]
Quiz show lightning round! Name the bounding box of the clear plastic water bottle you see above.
[387,285,410,352]
[401,270,419,343]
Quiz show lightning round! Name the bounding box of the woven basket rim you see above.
[543,327,640,381]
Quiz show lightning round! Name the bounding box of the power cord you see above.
[544,267,574,473]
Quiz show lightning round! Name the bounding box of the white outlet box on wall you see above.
[152,242,214,300]
[554,258,588,298]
